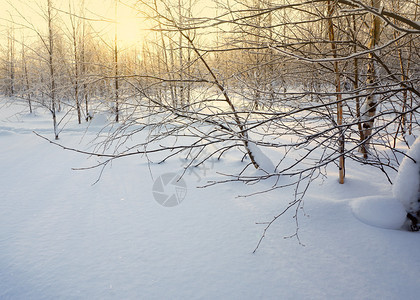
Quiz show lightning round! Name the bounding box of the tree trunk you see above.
[47,0,58,140]
[360,0,381,158]
[70,2,81,124]
[114,0,119,122]
[353,15,362,143]
[22,36,32,114]
[10,33,15,96]
[327,0,345,184]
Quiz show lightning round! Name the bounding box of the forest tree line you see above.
[1,0,419,191]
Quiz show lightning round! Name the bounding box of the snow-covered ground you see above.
[1,98,419,299]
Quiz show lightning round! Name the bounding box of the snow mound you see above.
[350,196,407,230]
[248,142,275,173]
[88,113,109,127]
[0,129,13,136]
[403,134,417,146]
[393,136,420,213]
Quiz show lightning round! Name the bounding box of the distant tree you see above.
[67,0,83,124]
[46,0,59,139]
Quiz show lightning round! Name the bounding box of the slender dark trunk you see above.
[48,0,58,140]
[114,0,119,122]
[22,37,32,114]
[327,0,345,184]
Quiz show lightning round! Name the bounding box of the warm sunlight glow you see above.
[89,0,149,47]
[0,0,150,47]
[116,10,146,47]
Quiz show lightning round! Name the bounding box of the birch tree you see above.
[360,0,381,158]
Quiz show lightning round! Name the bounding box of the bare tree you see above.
[327,0,345,183]
[360,0,382,157]
[67,0,83,124]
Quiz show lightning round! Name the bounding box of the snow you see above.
[88,112,111,128]
[351,196,407,229]
[1,98,420,299]
[248,141,276,173]
[393,136,420,213]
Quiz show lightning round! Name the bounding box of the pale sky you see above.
[0,0,149,46]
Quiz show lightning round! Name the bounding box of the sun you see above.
[88,0,148,47]
[116,11,146,47]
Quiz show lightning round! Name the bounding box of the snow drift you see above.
[393,136,420,214]
[351,196,407,230]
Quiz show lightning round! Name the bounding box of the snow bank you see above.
[349,136,420,230]
[351,196,407,230]
[248,142,276,173]
[88,113,109,127]
[393,136,420,213]
[0,129,13,136]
